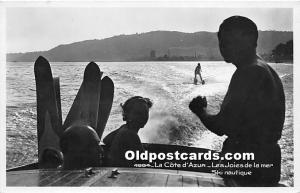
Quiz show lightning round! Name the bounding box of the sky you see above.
[6,7,293,53]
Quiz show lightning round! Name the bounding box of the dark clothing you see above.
[103,125,144,167]
[221,138,281,186]
[214,57,285,185]
[194,65,203,83]
[195,65,201,74]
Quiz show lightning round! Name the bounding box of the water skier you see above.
[189,16,285,186]
[194,63,204,85]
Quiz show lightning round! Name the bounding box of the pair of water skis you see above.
[193,78,205,85]
[34,56,114,168]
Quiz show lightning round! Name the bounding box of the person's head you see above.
[60,125,103,170]
[218,16,258,65]
[40,148,63,169]
[197,63,200,66]
[121,96,153,130]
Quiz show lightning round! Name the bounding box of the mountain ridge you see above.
[7,30,293,62]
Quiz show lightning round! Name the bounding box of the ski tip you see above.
[34,56,50,71]
[102,76,112,82]
[102,76,114,87]
[84,62,101,81]
[35,56,49,65]
[34,56,53,80]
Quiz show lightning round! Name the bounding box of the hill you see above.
[7,30,293,62]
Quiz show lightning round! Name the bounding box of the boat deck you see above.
[7,167,234,187]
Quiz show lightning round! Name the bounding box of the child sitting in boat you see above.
[103,96,153,167]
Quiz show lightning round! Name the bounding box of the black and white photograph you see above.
[3,2,297,189]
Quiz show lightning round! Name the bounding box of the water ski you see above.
[193,77,198,85]
[96,76,114,139]
[194,78,205,85]
[63,62,102,131]
[34,56,63,167]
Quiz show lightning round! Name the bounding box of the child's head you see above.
[121,96,153,129]
[60,125,103,170]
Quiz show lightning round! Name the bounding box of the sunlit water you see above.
[6,61,293,186]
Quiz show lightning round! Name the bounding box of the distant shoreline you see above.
[7,59,293,64]
[6,30,293,63]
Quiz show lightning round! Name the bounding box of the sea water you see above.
[6,61,293,186]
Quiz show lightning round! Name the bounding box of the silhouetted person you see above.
[194,63,204,84]
[60,125,103,170]
[189,16,285,186]
[103,96,153,167]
